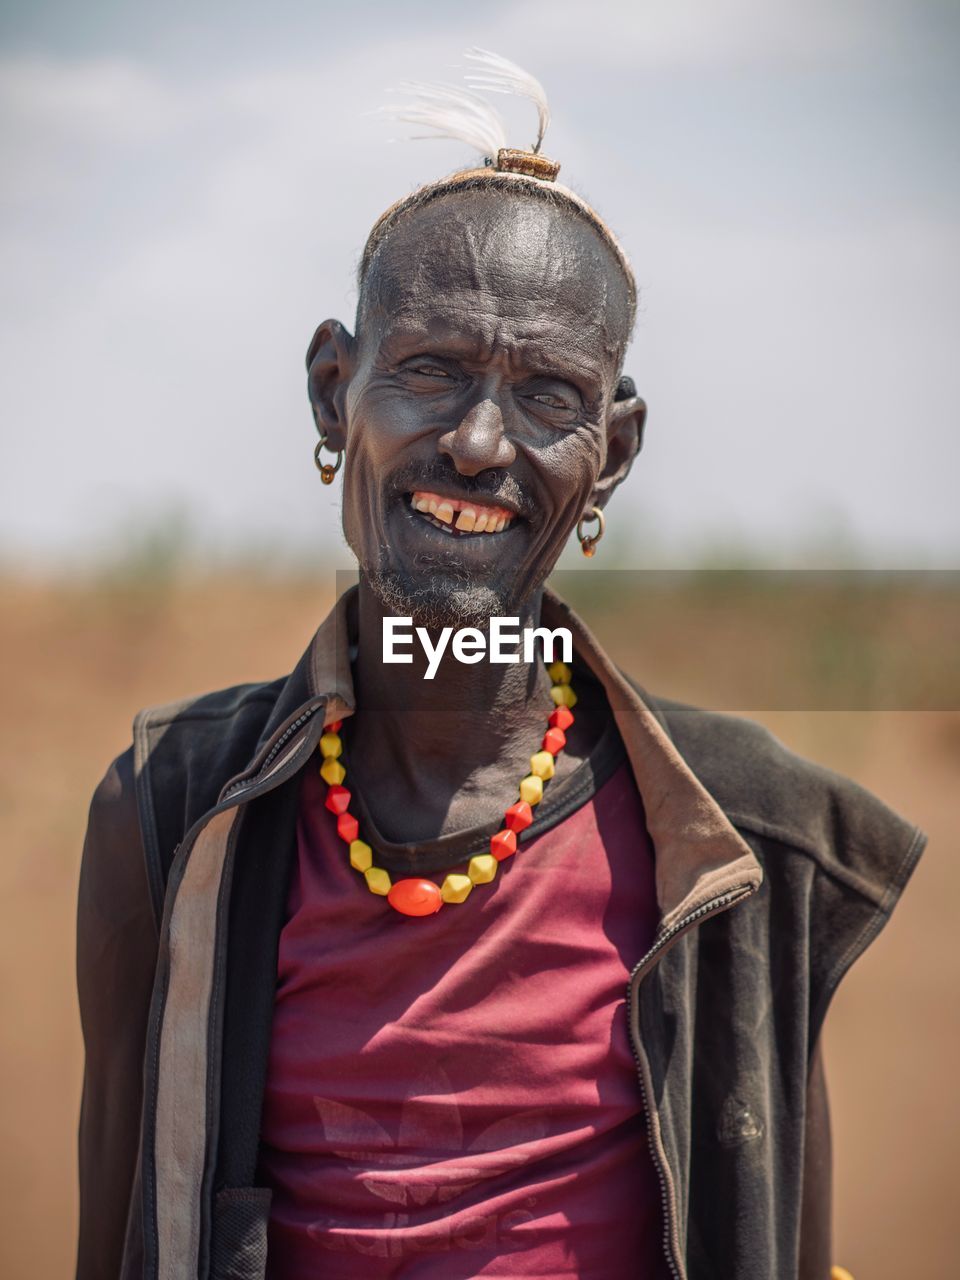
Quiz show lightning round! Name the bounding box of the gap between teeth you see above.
[410,492,512,533]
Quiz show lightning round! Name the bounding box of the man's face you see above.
[321,190,636,628]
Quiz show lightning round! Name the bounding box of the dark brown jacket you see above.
[76,587,926,1280]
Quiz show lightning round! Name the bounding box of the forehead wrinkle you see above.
[361,195,629,377]
[544,213,610,337]
[458,214,485,296]
[379,306,499,364]
[380,200,596,306]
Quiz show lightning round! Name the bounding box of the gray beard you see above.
[365,564,512,631]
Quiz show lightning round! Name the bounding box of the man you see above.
[76,58,924,1280]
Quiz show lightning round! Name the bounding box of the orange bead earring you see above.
[577,506,605,558]
[314,434,343,485]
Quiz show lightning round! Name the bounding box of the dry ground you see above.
[0,574,956,1279]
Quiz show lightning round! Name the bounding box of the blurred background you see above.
[0,1,957,1277]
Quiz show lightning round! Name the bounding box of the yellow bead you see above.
[550,684,578,708]
[349,839,373,872]
[364,866,392,896]
[320,758,346,786]
[519,774,543,806]
[530,750,556,780]
[441,873,474,903]
[319,732,342,759]
[467,854,498,884]
[547,660,572,685]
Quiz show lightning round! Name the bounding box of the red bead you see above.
[388,878,443,916]
[324,784,351,815]
[337,812,359,843]
[549,705,574,731]
[490,828,518,861]
[504,801,533,833]
[326,719,343,733]
[542,727,566,755]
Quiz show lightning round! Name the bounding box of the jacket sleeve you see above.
[798,1032,832,1280]
[76,747,159,1280]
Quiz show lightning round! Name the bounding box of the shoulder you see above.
[134,675,286,792]
[644,690,926,914]
[639,691,927,1044]
[135,676,286,737]
[127,675,288,906]
[79,745,154,938]
[84,743,140,857]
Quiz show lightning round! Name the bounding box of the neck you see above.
[353,576,553,763]
[347,576,556,839]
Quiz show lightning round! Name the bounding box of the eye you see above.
[522,374,583,413]
[408,362,452,379]
[522,382,581,426]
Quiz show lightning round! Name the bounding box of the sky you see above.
[1,0,958,568]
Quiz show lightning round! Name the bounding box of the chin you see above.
[365,564,525,631]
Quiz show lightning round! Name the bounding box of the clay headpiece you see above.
[363,49,636,325]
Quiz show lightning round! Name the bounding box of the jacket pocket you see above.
[210,1186,272,1280]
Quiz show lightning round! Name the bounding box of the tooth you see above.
[410,494,419,509]
[473,512,488,533]
[436,502,454,524]
[455,507,477,532]
[427,499,439,515]
[415,497,431,512]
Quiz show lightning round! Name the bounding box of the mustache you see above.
[388,458,538,520]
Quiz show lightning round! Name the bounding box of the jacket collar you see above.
[264,582,762,934]
[540,588,762,932]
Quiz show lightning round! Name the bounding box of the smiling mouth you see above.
[408,490,517,537]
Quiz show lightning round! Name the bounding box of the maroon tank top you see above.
[258,758,666,1277]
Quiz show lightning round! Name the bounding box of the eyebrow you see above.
[380,324,607,402]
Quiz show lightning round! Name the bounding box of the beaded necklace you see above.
[317,661,578,916]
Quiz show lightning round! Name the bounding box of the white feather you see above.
[378,81,507,162]
[463,47,550,153]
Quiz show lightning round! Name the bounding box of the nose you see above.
[437,395,517,477]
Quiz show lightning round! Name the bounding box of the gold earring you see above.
[577,506,605,558]
[314,435,343,485]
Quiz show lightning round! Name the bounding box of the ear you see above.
[591,375,647,509]
[306,319,357,451]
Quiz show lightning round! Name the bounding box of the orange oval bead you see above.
[388,878,443,916]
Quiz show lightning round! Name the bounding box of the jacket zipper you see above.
[219,703,324,803]
[625,884,758,1280]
